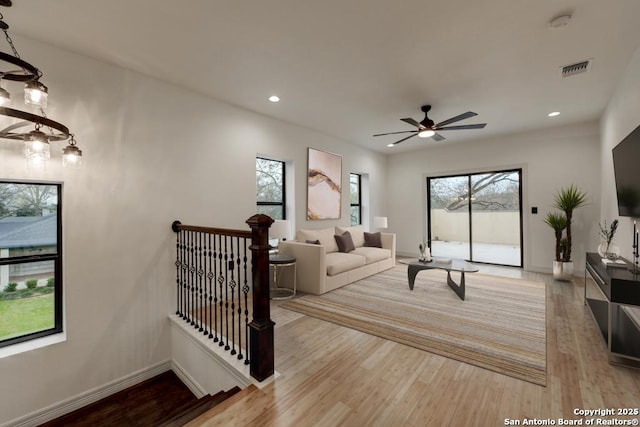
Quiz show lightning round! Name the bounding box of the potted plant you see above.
[544,184,587,280]
[544,212,567,264]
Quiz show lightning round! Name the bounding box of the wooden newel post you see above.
[246,214,275,381]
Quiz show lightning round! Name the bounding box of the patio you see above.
[431,240,521,266]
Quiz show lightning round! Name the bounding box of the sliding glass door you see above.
[427,169,522,267]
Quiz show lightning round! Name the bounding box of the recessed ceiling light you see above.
[548,111,560,117]
[387,143,395,148]
[268,95,280,103]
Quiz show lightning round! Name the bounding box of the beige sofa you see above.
[278,225,396,295]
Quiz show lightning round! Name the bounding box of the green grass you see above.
[0,294,55,341]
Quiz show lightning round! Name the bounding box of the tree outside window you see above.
[256,158,285,220]
[0,181,63,348]
[350,173,361,225]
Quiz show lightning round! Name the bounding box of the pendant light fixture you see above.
[0,3,82,168]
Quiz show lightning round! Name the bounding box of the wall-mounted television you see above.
[613,123,640,217]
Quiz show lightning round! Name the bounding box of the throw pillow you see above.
[364,232,383,248]
[334,231,355,253]
[306,239,321,245]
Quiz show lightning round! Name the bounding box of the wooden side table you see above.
[269,253,296,300]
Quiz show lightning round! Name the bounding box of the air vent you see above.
[561,60,591,77]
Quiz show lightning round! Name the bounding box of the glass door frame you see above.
[426,168,524,268]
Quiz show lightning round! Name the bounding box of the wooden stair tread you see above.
[184,385,260,426]
[37,371,243,427]
[160,387,242,427]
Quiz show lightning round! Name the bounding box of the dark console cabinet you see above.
[584,252,640,365]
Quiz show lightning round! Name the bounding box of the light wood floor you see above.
[188,265,640,426]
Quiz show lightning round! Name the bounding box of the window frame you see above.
[256,157,286,220]
[350,173,362,225]
[0,180,63,348]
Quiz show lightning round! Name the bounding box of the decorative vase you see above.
[597,242,620,260]
[418,243,432,262]
[553,261,574,281]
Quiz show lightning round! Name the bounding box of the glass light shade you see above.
[24,80,48,108]
[0,87,10,105]
[418,129,435,138]
[62,144,83,168]
[26,154,47,170]
[269,219,291,240]
[373,216,388,229]
[24,130,51,160]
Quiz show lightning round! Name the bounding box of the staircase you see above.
[159,388,241,427]
[38,371,241,427]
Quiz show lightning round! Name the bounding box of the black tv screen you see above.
[613,123,640,217]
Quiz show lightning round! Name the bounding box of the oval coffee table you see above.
[399,258,479,301]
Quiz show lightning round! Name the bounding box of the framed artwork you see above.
[307,147,342,220]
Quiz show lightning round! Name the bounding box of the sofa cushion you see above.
[334,231,356,253]
[297,227,339,253]
[350,247,392,264]
[364,231,382,248]
[326,252,366,276]
[335,225,365,248]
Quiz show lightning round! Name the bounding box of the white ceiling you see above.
[5,0,640,153]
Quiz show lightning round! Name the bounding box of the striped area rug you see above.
[282,266,547,386]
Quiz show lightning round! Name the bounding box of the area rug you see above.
[282,266,547,386]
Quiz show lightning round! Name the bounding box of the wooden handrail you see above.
[171,220,252,239]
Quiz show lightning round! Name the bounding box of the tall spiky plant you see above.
[552,184,587,262]
[544,212,568,262]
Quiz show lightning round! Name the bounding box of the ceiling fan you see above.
[373,105,487,146]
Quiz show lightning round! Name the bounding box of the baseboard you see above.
[171,359,208,398]
[3,360,172,427]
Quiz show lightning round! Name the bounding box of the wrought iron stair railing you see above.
[171,214,274,382]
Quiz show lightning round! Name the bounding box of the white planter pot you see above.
[553,261,574,281]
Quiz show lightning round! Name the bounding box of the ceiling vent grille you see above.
[561,59,591,77]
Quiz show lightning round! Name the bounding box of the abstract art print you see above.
[307,148,342,219]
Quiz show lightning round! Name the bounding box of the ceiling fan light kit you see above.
[0,3,82,168]
[374,104,487,147]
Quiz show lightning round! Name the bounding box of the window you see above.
[350,173,361,225]
[427,169,523,267]
[0,181,63,348]
[256,158,286,220]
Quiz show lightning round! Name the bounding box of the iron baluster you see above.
[236,236,243,360]
[206,234,213,337]
[181,230,187,319]
[218,234,224,347]
[186,230,191,323]
[189,230,196,326]
[198,232,204,332]
[223,236,230,350]
[212,234,219,342]
[229,237,237,355]
[175,230,181,316]
[243,239,250,364]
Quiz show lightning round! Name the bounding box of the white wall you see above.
[0,36,387,424]
[386,122,601,273]
[600,45,640,260]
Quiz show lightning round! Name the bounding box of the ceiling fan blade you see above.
[437,123,487,131]
[435,111,478,127]
[391,133,418,145]
[373,130,418,137]
[400,118,422,128]
[432,132,446,142]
